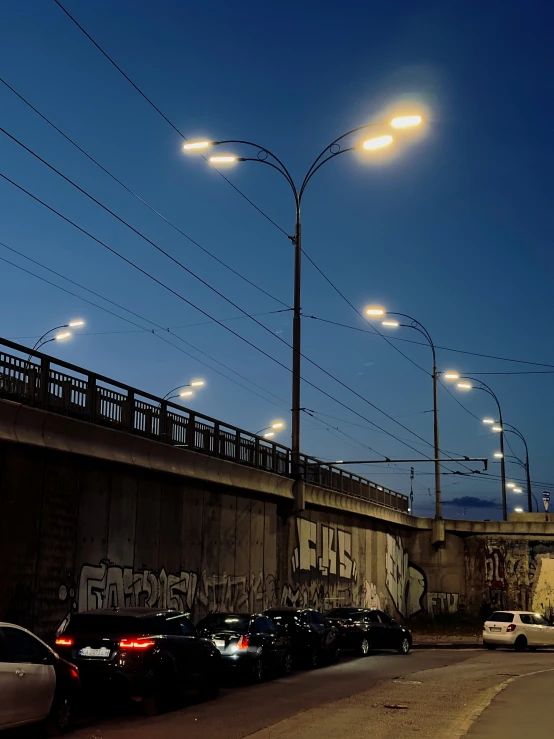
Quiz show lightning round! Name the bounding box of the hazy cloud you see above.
[443,496,501,509]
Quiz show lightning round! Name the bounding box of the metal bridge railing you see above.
[0,337,409,512]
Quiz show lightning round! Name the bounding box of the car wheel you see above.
[359,637,370,657]
[308,647,321,669]
[484,643,497,650]
[514,636,527,652]
[46,692,74,734]
[397,637,411,655]
[282,651,293,677]
[251,657,265,683]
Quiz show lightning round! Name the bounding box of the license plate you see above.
[213,639,225,650]
[490,627,501,632]
[79,646,111,658]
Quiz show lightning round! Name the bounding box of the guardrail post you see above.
[160,401,168,442]
[235,430,241,462]
[39,357,50,410]
[86,375,97,423]
[186,413,196,450]
[213,422,220,457]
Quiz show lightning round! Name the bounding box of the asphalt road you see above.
[67,649,476,739]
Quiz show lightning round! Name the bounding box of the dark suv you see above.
[54,608,221,715]
[263,608,339,668]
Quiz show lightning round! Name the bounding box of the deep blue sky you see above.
[1,0,553,518]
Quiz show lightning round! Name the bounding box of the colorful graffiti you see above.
[291,518,357,580]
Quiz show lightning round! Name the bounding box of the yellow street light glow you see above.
[365,307,385,317]
[55,331,71,341]
[271,422,284,429]
[514,507,524,513]
[382,320,399,328]
[494,452,504,459]
[507,483,516,488]
[390,115,422,129]
[190,380,205,387]
[335,460,344,464]
[483,418,495,425]
[457,382,472,390]
[444,372,459,380]
[363,134,393,151]
[263,432,275,438]
[180,390,193,397]
[68,320,84,328]
[209,155,237,164]
[183,141,210,150]
[492,425,503,432]
[513,487,523,493]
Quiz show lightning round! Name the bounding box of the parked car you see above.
[0,621,80,733]
[53,608,220,715]
[263,608,339,668]
[483,610,554,651]
[325,608,412,655]
[196,612,292,682]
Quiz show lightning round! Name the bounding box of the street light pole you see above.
[458,377,507,521]
[504,423,532,513]
[373,311,442,519]
[184,116,423,510]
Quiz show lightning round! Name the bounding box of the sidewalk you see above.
[466,667,554,737]
[412,633,482,649]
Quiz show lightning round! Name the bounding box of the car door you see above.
[518,614,536,643]
[252,617,273,666]
[309,611,327,650]
[377,611,400,649]
[0,629,17,728]
[532,614,554,646]
[1,626,56,726]
[364,611,385,648]
[265,617,288,666]
[165,614,198,684]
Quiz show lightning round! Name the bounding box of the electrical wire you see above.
[0,76,289,310]
[51,0,289,238]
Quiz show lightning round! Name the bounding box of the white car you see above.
[0,622,80,732]
[483,611,554,651]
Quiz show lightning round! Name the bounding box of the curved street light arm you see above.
[214,140,298,200]
[299,148,355,201]
[237,157,298,201]
[163,384,190,400]
[32,324,67,351]
[301,122,382,189]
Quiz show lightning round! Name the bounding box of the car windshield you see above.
[489,612,514,623]
[265,611,298,625]
[197,614,250,632]
[65,614,164,635]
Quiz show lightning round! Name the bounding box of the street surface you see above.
[63,649,554,739]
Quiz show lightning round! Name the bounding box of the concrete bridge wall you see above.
[2,399,554,637]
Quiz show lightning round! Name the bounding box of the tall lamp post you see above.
[447,374,507,521]
[503,423,532,513]
[183,115,423,507]
[366,308,442,520]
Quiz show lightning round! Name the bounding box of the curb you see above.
[413,642,482,650]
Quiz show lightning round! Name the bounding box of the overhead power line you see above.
[51,0,289,238]
[0,76,289,310]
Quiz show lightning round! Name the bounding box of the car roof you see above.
[488,610,535,615]
[76,608,183,618]
[265,607,316,613]
[198,612,256,618]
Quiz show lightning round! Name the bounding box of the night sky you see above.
[1,0,553,518]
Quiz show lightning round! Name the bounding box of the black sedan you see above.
[325,607,412,655]
[196,613,292,683]
[54,607,221,715]
[263,608,339,668]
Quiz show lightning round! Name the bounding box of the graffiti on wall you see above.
[426,592,459,615]
[384,534,426,618]
[291,518,357,580]
[530,544,554,616]
[485,543,507,609]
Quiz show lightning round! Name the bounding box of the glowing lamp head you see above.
[271,422,284,430]
[483,418,495,425]
[263,432,275,438]
[190,380,205,387]
[443,372,459,381]
[494,452,504,459]
[513,488,523,494]
[180,390,193,398]
[55,331,71,342]
[507,483,516,489]
[68,320,84,328]
[492,425,503,433]
[362,134,393,151]
[183,141,211,151]
[514,507,524,513]
[390,115,422,129]
[382,320,399,328]
[209,155,237,165]
[365,306,385,317]
[457,382,472,390]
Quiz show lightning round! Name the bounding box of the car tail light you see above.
[237,635,249,650]
[119,638,156,650]
[55,637,74,647]
[506,624,516,632]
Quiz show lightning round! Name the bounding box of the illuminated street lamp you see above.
[367,305,442,520]
[183,113,423,507]
[446,374,508,521]
[514,507,524,513]
[163,380,205,402]
[31,319,84,352]
[256,421,285,438]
